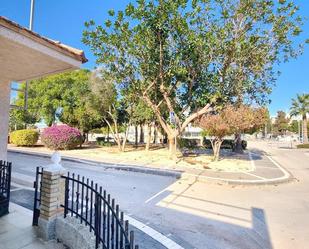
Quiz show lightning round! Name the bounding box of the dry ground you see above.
[8,143,254,173]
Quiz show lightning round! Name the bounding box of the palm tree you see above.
[290,94,309,143]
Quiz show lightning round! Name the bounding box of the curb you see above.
[182,173,294,186]
[8,149,292,186]
[8,149,183,179]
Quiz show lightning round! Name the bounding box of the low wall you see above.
[55,216,96,249]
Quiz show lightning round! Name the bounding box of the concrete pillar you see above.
[38,167,66,240]
[0,82,11,160]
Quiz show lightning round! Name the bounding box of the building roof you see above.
[0,16,87,63]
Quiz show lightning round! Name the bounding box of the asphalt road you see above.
[7,141,309,249]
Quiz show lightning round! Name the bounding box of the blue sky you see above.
[1,0,308,116]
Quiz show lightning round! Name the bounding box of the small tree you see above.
[199,105,267,160]
[199,113,232,161]
[290,94,309,143]
[273,111,289,135]
[89,72,131,152]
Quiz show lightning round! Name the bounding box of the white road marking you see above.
[145,187,169,204]
[243,172,267,180]
[74,201,185,249]
[124,214,185,249]
[265,155,290,179]
[248,151,256,170]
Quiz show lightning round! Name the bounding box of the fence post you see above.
[94,193,100,248]
[37,152,66,241]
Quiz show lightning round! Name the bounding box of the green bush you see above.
[296,144,309,149]
[178,138,199,149]
[10,129,39,146]
[203,138,247,150]
[90,128,103,134]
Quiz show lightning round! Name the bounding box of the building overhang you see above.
[0,16,87,84]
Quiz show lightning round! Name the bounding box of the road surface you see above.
[7,141,309,249]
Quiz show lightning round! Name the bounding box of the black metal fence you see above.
[32,167,43,225]
[0,160,12,217]
[62,172,139,249]
[33,167,138,249]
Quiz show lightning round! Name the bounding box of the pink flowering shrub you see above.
[41,125,83,150]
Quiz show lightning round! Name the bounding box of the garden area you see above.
[8,125,254,173]
[9,0,308,173]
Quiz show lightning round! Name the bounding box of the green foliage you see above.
[296,144,309,149]
[288,120,299,133]
[290,93,309,142]
[83,0,304,155]
[273,111,289,135]
[96,137,112,147]
[178,138,199,149]
[10,129,39,146]
[203,139,247,150]
[290,94,309,119]
[13,70,103,132]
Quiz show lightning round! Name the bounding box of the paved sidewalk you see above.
[8,145,292,185]
[0,203,64,249]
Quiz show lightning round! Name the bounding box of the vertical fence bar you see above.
[90,180,94,232]
[120,212,124,249]
[85,178,89,225]
[107,194,111,248]
[6,162,12,201]
[115,204,119,249]
[76,175,80,218]
[32,167,39,226]
[71,173,75,216]
[111,199,115,249]
[99,186,102,246]
[125,220,129,249]
[81,176,85,224]
[130,231,134,249]
[64,173,69,218]
[95,183,98,246]
[103,190,107,246]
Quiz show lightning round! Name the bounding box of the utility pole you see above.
[25,0,35,111]
[29,0,35,31]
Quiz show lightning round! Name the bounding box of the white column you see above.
[0,82,11,160]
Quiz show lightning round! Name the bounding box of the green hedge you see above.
[96,137,112,147]
[178,138,247,150]
[178,138,199,149]
[203,138,247,150]
[10,129,39,146]
[296,144,309,149]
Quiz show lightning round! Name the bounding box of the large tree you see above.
[83,0,304,157]
[12,70,103,134]
[290,93,309,143]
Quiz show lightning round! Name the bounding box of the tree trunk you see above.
[140,125,144,143]
[135,125,138,148]
[210,138,222,161]
[145,124,151,151]
[107,126,110,142]
[303,117,308,143]
[233,133,243,153]
[168,136,177,159]
[117,140,122,152]
[153,124,157,144]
